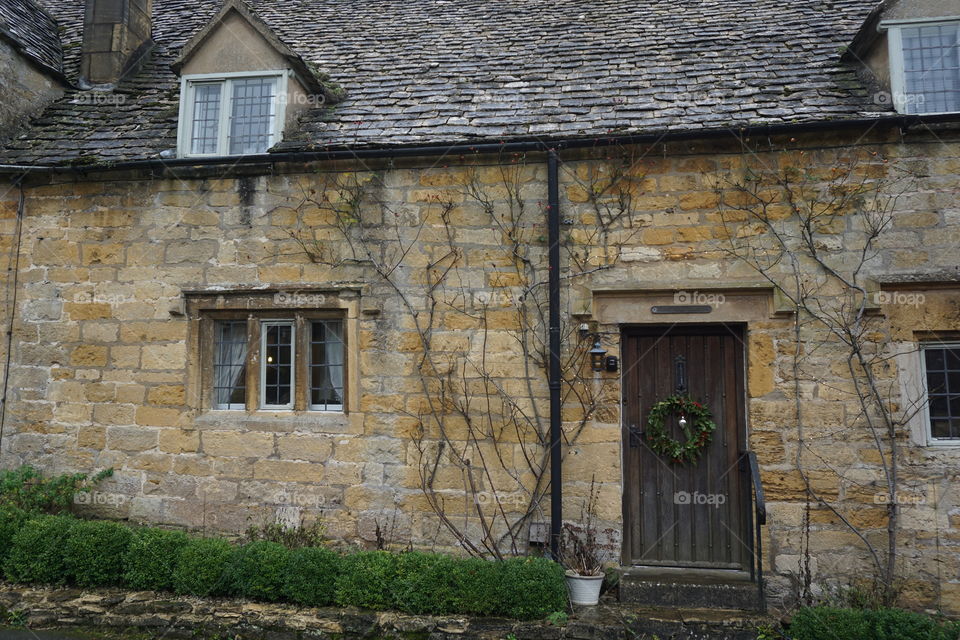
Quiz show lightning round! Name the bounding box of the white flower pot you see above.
[565,570,604,605]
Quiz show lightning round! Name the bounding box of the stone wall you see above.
[0,584,765,640]
[0,125,959,611]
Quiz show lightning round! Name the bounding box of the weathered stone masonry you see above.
[1,127,959,611]
[0,583,765,639]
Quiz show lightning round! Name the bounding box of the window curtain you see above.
[327,321,344,404]
[215,324,246,408]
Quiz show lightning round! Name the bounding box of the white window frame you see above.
[308,319,345,413]
[177,71,289,158]
[881,17,960,115]
[260,320,296,411]
[919,341,960,446]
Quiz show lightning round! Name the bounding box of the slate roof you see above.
[0,0,62,76]
[1,0,893,166]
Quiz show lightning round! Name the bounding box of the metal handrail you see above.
[744,450,767,611]
[747,450,766,526]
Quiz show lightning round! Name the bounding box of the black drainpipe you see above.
[547,149,562,559]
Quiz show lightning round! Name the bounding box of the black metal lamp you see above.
[589,338,607,372]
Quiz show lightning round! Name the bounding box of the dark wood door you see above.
[622,325,750,569]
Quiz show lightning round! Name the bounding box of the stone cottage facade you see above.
[1,0,959,615]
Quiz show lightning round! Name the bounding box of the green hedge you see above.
[64,519,134,587]
[4,515,77,584]
[0,466,113,572]
[394,551,457,615]
[0,506,28,566]
[283,546,340,606]
[449,557,501,616]
[335,550,399,610]
[0,511,565,620]
[0,466,567,618]
[171,536,234,597]
[123,527,190,591]
[497,557,567,620]
[228,541,290,602]
[789,607,960,640]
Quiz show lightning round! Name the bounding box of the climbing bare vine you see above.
[717,143,923,606]
[274,147,648,557]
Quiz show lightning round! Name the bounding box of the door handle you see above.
[629,423,644,448]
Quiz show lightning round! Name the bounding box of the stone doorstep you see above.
[0,583,773,640]
[573,603,770,640]
[617,569,765,614]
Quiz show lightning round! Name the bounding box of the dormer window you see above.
[177,72,288,157]
[171,0,342,160]
[885,18,960,115]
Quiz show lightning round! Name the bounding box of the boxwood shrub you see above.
[789,606,960,640]
[64,519,134,587]
[449,557,502,616]
[227,540,290,602]
[496,557,567,620]
[283,546,340,606]
[0,505,28,565]
[335,550,399,610]
[0,508,568,620]
[123,527,190,591]
[4,514,76,584]
[171,536,235,597]
[394,551,457,615]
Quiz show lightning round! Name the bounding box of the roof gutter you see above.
[1,112,959,177]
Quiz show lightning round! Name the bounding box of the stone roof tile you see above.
[0,0,62,75]
[1,0,890,165]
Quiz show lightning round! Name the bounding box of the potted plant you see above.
[559,479,607,606]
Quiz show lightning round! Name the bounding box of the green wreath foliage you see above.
[645,394,716,463]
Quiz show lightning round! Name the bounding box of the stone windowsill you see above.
[193,409,352,434]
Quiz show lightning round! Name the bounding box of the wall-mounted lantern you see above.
[589,337,607,372]
[580,322,617,373]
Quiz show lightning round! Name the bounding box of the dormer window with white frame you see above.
[884,17,960,115]
[170,0,341,160]
[177,71,288,157]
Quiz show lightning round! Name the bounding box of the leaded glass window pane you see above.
[925,345,960,439]
[190,82,223,155]
[228,77,277,155]
[901,24,960,114]
[262,322,294,408]
[310,320,345,411]
[213,320,246,409]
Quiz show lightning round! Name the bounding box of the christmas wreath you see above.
[645,395,716,463]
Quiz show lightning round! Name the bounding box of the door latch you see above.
[674,354,687,395]
[628,423,644,448]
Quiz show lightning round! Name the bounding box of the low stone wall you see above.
[0,584,765,640]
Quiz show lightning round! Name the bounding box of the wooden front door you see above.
[622,324,750,569]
